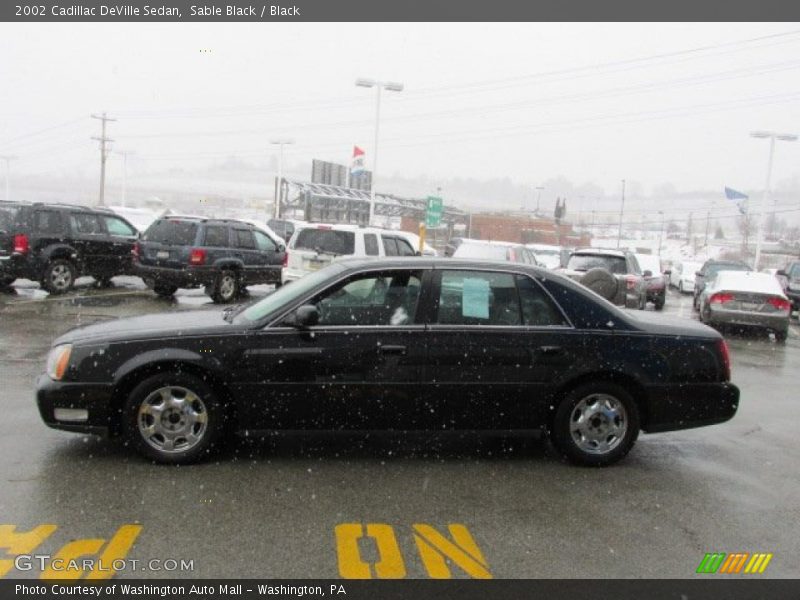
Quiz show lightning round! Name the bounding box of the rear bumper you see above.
[36,374,114,436]
[135,263,217,288]
[644,382,739,433]
[707,305,789,331]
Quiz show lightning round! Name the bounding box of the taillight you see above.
[717,339,731,381]
[282,251,288,268]
[710,292,734,304]
[131,242,140,260]
[767,296,791,311]
[189,248,207,265]
[625,274,637,290]
[13,234,29,254]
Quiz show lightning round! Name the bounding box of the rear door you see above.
[100,214,138,275]
[67,212,108,275]
[231,227,261,284]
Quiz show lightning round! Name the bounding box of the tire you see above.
[210,269,239,303]
[654,296,665,311]
[123,372,225,464]
[550,382,640,467]
[774,328,788,343]
[580,268,618,302]
[153,283,178,298]
[0,276,15,292]
[42,259,76,294]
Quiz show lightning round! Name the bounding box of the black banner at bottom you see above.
[3,579,800,600]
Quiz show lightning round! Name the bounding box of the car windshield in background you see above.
[237,263,347,323]
[568,254,627,274]
[453,243,509,260]
[143,219,199,245]
[293,229,355,255]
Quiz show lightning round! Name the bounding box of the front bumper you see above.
[36,374,115,436]
[644,381,739,433]
[134,263,218,289]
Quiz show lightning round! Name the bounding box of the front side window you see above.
[436,270,521,326]
[312,270,423,326]
[253,230,277,252]
[103,216,136,236]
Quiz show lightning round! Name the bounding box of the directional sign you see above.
[426,196,443,228]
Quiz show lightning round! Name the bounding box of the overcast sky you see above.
[2,22,800,197]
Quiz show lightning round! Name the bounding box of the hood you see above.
[626,310,720,338]
[55,309,233,346]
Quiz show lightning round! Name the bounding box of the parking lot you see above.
[1,277,799,579]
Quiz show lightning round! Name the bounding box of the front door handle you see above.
[537,345,564,356]
[379,345,407,355]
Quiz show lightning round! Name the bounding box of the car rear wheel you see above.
[42,259,76,294]
[551,382,640,467]
[124,372,225,464]
[210,270,239,303]
[153,283,178,297]
[773,328,788,343]
[654,295,665,310]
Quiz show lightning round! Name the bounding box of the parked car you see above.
[282,224,419,284]
[524,243,563,269]
[693,259,752,310]
[558,248,647,309]
[698,270,791,341]
[0,200,138,294]
[776,261,800,313]
[37,257,739,466]
[452,240,539,265]
[669,260,702,294]
[444,236,465,257]
[134,216,285,303]
[267,218,306,243]
[392,230,438,256]
[634,253,666,310]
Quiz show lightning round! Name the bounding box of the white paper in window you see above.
[462,277,490,319]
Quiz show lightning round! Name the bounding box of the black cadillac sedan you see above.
[36,258,739,466]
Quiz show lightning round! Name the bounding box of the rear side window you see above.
[234,229,256,249]
[382,236,398,257]
[203,225,229,247]
[293,229,355,255]
[364,233,379,256]
[34,210,64,234]
[516,275,568,326]
[567,254,627,274]
[69,213,103,235]
[143,219,199,245]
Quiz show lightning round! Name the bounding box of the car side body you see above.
[36,258,739,466]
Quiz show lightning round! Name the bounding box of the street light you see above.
[750,130,797,270]
[534,186,544,215]
[355,78,404,225]
[0,155,17,200]
[658,210,665,257]
[617,179,626,248]
[270,138,294,219]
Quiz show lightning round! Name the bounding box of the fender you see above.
[113,347,226,386]
[41,243,79,263]
[212,258,245,270]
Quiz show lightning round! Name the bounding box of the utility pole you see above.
[535,186,544,215]
[616,179,626,248]
[0,155,17,200]
[91,112,116,207]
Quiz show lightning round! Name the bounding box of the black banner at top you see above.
[3,0,800,22]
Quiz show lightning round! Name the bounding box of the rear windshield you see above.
[567,254,627,274]
[293,228,355,255]
[143,219,199,245]
[706,262,750,276]
[0,205,20,232]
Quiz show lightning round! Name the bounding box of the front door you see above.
[100,214,138,275]
[231,268,431,430]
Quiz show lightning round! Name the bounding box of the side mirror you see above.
[414,250,422,257]
[777,269,788,277]
[696,271,703,277]
[643,270,653,278]
[293,305,319,328]
[663,269,671,276]
[278,244,286,252]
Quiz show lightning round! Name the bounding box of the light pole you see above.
[114,149,135,207]
[617,179,626,248]
[658,210,665,256]
[750,131,797,270]
[270,138,294,220]
[534,186,544,215]
[356,78,404,226]
[0,155,17,200]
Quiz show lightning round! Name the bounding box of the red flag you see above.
[351,146,365,175]
[353,145,365,157]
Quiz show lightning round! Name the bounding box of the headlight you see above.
[46,344,73,380]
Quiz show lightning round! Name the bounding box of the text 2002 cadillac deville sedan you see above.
[37,258,739,466]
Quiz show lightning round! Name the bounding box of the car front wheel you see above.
[124,372,225,464]
[551,382,640,467]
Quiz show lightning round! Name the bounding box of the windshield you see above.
[143,219,199,245]
[236,263,348,323]
[567,254,627,274]
[292,228,355,255]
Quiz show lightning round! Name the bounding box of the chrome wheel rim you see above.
[50,264,72,290]
[569,393,628,455]
[219,275,236,299]
[137,386,208,454]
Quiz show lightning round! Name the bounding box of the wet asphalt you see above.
[0,276,798,579]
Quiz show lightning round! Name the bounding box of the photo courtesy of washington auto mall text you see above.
[1,0,800,599]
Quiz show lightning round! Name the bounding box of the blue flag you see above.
[724,187,748,200]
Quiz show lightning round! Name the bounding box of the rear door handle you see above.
[379,345,407,355]
[537,345,564,356]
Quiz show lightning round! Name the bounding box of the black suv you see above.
[0,201,138,294]
[134,216,285,303]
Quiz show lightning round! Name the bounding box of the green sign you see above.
[425,196,443,228]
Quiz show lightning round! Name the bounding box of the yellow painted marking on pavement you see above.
[86,525,143,580]
[744,552,773,574]
[335,523,406,579]
[757,553,773,573]
[412,524,492,579]
[40,538,105,580]
[0,524,58,578]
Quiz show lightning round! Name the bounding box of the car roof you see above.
[712,270,784,295]
[334,256,542,272]
[572,247,627,257]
